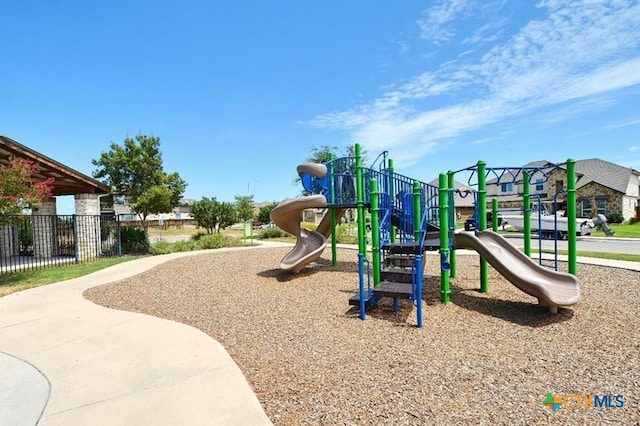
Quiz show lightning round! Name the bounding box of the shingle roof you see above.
[484,158,638,194]
[573,158,640,193]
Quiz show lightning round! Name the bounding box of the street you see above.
[502,235,640,255]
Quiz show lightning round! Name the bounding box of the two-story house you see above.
[486,158,639,221]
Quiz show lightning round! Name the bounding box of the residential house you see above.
[428,178,476,220]
[486,158,640,221]
[108,197,195,221]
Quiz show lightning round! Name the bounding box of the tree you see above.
[257,202,278,223]
[0,157,54,223]
[191,198,237,234]
[294,144,368,191]
[190,197,237,234]
[305,145,338,164]
[218,202,236,230]
[190,197,219,234]
[92,134,187,240]
[304,144,368,165]
[234,194,255,222]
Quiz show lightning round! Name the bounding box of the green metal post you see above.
[438,173,450,303]
[370,178,381,285]
[328,152,337,266]
[567,159,577,276]
[477,161,489,293]
[388,159,396,243]
[413,181,421,242]
[523,171,531,257]
[492,197,499,232]
[355,144,366,256]
[447,170,457,278]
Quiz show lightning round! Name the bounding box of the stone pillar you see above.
[75,194,101,261]
[33,198,57,258]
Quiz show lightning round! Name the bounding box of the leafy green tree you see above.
[295,144,368,188]
[190,197,220,234]
[218,201,236,230]
[0,157,54,224]
[257,202,278,223]
[190,198,236,234]
[92,134,187,241]
[234,194,255,222]
[305,145,338,164]
[304,144,368,164]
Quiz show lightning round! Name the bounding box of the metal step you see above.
[383,253,415,268]
[380,267,414,283]
[382,242,422,255]
[373,280,414,299]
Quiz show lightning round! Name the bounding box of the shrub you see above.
[149,241,174,255]
[120,227,148,254]
[172,240,197,252]
[606,211,624,224]
[333,224,358,244]
[196,234,241,250]
[256,227,287,239]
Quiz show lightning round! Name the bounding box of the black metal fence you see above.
[0,215,121,276]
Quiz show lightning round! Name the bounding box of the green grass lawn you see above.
[590,222,640,238]
[532,249,640,263]
[0,256,138,298]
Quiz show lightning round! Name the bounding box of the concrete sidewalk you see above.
[0,247,275,426]
[1,240,638,425]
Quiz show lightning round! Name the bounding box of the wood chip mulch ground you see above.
[85,246,640,425]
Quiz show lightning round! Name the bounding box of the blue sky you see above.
[2,0,639,214]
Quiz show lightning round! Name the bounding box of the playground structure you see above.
[270,145,582,328]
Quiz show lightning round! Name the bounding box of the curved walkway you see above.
[0,246,279,426]
[1,240,637,425]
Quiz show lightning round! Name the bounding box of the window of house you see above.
[500,182,513,193]
[580,198,592,217]
[595,198,607,216]
[555,180,564,194]
[535,178,544,191]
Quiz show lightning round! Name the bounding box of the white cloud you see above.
[309,0,640,164]
[607,119,640,129]
[463,19,507,45]
[417,0,473,44]
[630,146,640,152]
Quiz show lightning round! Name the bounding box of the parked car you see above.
[464,212,502,231]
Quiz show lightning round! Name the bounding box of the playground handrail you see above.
[454,162,565,188]
[368,150,389,171]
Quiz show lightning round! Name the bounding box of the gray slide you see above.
[270,163,346,273]
[271,194,327,273]
[453,230,581,309]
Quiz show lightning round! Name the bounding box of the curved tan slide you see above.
[453,230,581,309]
[271,195,328,273]
[270,163,345,273]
